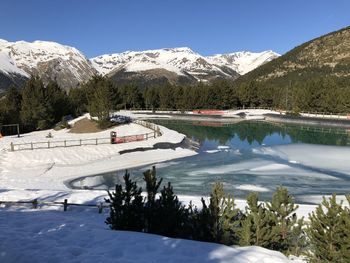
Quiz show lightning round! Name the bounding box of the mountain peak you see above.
[206,50,280,75]
[0,38,96,92]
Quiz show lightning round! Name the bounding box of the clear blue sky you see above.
[1,0,349,58]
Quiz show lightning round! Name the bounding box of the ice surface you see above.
[205,150,221,153]
[254,144,350,177]
[217,145,230,149]
[235,184,270,192]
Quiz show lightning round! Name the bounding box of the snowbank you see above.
[0,115,196,191]
[224,109,282,120]
[0,206,298,263]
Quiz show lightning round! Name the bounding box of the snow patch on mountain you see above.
[0,51,29,77]
[206,50,280,75]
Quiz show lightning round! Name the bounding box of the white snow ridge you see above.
[206,50,280,75]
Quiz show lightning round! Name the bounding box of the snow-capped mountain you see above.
[0,39,96,91]
[206,50,280,75]
[90,48,279,85]
[91,47,241,84]
[0,38,279,92]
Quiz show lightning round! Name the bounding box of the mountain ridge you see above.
[0,38,279,93]
[90,48,279,84]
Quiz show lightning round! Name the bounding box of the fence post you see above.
[146,133,148,140]
[154,132,156,138]
[10,142,14,152]
[64,140,66,147]
[63,199,68,211]
[95,138,98,145]
[32,199,38,209]
[31,142,33,150]
[98,202,103,214]
[79,139,82,146]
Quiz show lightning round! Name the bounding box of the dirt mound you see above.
[69,118,103,133]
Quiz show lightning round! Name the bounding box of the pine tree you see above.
[266,187,305,255]
[1,85,21,125]
[45,81,71,123]
[221,193,241,244]
[239,192,274,247]
[307,194,350,262]
[105,170,144,231]
[196,182,241,245]
[190,198,213,242]
[85,76,114,123]
[20,77,53,130]
[340,194,350,260]
[150,182,188,237]
[143,166,163,233]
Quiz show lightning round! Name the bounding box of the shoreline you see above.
[131,110,350,129]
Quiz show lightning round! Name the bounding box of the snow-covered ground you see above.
[0,205,302,263]
[0,115,195,192]
[2,113,347,263]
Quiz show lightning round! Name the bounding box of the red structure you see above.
[111,131,149,144]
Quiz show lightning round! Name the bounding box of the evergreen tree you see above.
[151,182,189,238]
[197,182,241,245]
[45,81,71,123]
[307,194,350,262]
[1,85,21,125]
[20,76,53,130]
[143,166,163,233]
[85,76,114,123]
[144,87,160,111]
[105,170,144,231]
[239,192,274,247]
[69,87,88,116]
[266,187,306,255]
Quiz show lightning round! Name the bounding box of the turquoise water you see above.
[70,120,350,203]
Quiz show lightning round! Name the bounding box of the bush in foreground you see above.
[105,167,349,259]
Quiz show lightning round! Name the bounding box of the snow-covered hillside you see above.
[206,50,280,75]
[0,39,96,89]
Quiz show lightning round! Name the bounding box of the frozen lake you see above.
[70,121,350,204]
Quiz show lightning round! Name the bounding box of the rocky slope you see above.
[238,26,350,84]
[0,39,96,93]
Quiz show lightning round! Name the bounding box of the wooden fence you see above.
[0,199,109,213]
[9,119,162,152]
[10,131,159,152]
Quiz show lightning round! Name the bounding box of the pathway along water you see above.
[69,120,350,204]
